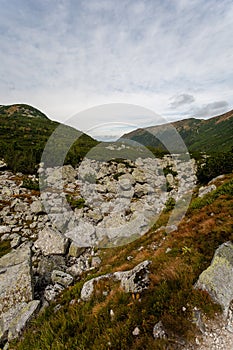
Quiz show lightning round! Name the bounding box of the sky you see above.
[0,0,233,139]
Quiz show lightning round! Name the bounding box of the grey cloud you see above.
[192,101,229,118]
[0,0,233,121]
[169,94,195,109]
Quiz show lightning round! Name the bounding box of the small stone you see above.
[53,304,62,313]
[44,284,64,302]
[68,243,86,258]
[1,233,10,241]
[91,256,102,268]
[153,321,166,339]
[110,309,114,320]
[0,226,11,235]
[165,247,172,254]
[10,234,21,249]
[51,270,73,287]
[132,326,140,336]
[127,255,133,261]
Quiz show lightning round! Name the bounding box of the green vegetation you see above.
[190,177,233,210]
[196,147,233,184]
[123,111,233,154]
[0,104,98,174]
[65,195,85,209]
[163,165,178,177]
[11,174,233,350]
[0,239,11,258]
[21,178,40,191]
[164,197,176,212]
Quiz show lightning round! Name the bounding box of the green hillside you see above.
[122,110,233,154]
[0,104,98,173]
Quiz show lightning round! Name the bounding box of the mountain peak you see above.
[0,104,48,119]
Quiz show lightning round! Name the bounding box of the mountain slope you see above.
[122,110,233,153]
[0,104,48,119]
[10,173,233,350]
[0,104,98,173]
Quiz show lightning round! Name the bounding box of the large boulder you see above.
[80,260,151,301]
[34,227,69,256]
[0,243,33,315]
[195,241,233,318]
[81,274,113,301]
[114,260,151,293]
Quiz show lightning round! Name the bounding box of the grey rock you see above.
[36,255,66,284]
[195,241,233,318]
[68,242,86,258]
[13,201,28,213]
[132,326,140,336]
[51,270,73,287]
[0,226,11,235]
[34,228,69,256]
[118,177,133,191]
[198,184,216,198]
[153,321,166,339]
[44,283,65,302]
[0,300,40,342]
[132,168,146,183]
[67,262,86,277]
[114,260,151,293]
[30,200,44,214]
[10,233,21,249]
[91,256,102,268]
[65,220,96,247]
[1,233,10,241]
[0,243,33,314]
[81,260,151,301]
[81,273,112,301]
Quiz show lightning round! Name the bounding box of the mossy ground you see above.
[9,174,233,349]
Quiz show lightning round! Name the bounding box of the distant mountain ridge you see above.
[122,110,233,153]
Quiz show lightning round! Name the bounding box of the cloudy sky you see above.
[0,0,233,138]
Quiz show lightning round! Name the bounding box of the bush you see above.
[196,148,233,184]
[21,178,40,191]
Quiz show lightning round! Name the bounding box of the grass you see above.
[9,173,233,349]
[0,238,11,258]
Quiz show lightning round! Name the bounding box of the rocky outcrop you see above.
[81,260,151,301]
[0,154,197,344]
[114,260,151,293]
[195,241,233,318]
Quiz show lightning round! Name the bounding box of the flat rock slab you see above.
[0,243,33,314]
[0,300,40,342]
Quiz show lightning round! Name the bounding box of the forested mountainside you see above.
[122,109,233,154]
[0,104,98,173]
